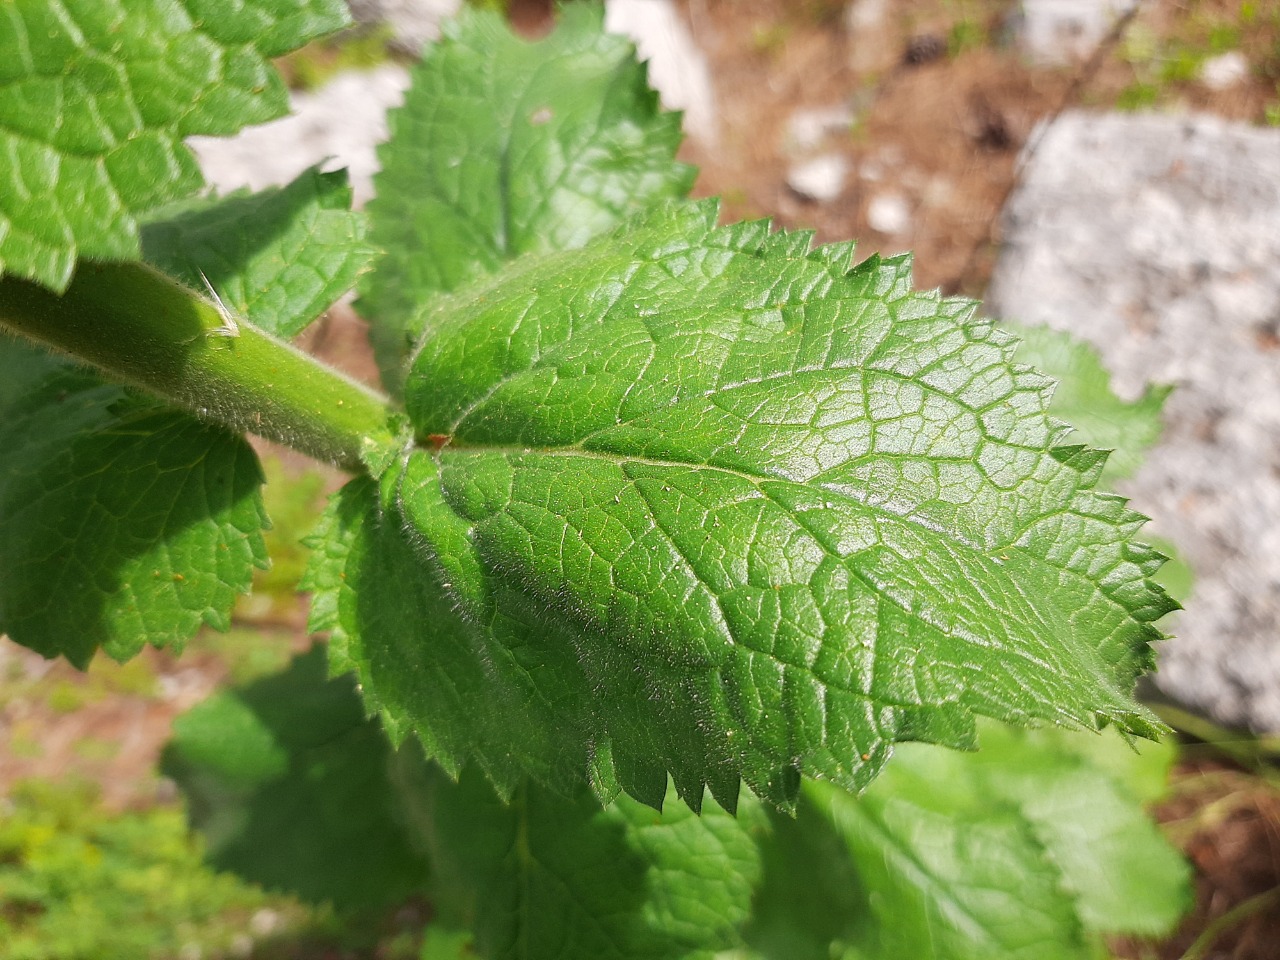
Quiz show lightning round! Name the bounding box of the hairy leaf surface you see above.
[361,6,694,390]
[142,167,375,338]
[400,762,765,960]
[309,200,1174,809]
[0,0,349,291]
[0,338,267,666]
[162,646,430,909]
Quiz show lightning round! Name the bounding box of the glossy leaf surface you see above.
[309,200,1175,809]
[0,0,349,291]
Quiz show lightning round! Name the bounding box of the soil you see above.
[674,0,1280,297]
[3,0,1279,956]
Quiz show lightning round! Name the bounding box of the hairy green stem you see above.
[0,261,397,472]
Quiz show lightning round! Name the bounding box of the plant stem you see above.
[0,261,398,472]
[1179,885,1280,960]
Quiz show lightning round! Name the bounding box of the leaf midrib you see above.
[427,443,1134,729]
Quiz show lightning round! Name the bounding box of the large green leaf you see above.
[361,5,695,391]
[398,763,766,960]
[142,167,376,338]
[307,200,1175,810]
[751,723,1190,960]
[162,646,431,909]
[0,0,349,292]
[0,337,267,666]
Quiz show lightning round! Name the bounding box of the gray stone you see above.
[845,0,895,73]
[987,110,1280,732]
[786,153,850,203]
[787,105,856,153]
[1013,0,1137,65]
[348,0,461,54]
[605,0,718,144]
[1198,51,1249,91]
[866,191,911,236]
[190,65,411,206]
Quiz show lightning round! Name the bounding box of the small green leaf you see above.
[163,646,431,910]
[811,775,1088,960]
[361,5,695,390]
[396,760,766,960]
[0,0,350,292]
[1012,324,1169,484]
[142,167,376,338]
[750,723,1191,960]
[966,725,1191,937]
[308,200,1175,809]
[167,692,290,788]
[0,338,268,666]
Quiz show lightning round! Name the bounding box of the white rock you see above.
[988,111,1280,732]
[189,65,412,207]
[845,0,888,31]
[1199,51,1250,91]
[866,191,911,235]
[249,909,281,938]
[348,0,462,54]
[605,0,718,144]
[787,105,855,152]
[1015,0,1137,66]
[787,154,850,203]
[845,0,895,72]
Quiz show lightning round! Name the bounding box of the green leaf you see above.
[395,760,766,960]
[142,167,376,338]
[419,928,478,960]
[0,0,350,292]
[1012,324,1169,484]
[361,5,695,390]
[751,723,1190,960]
[963,724,1191,937]
[162,646,431,910]
[0,337,268,667]
[308,200,1175,810]
[813,778,1087,960]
